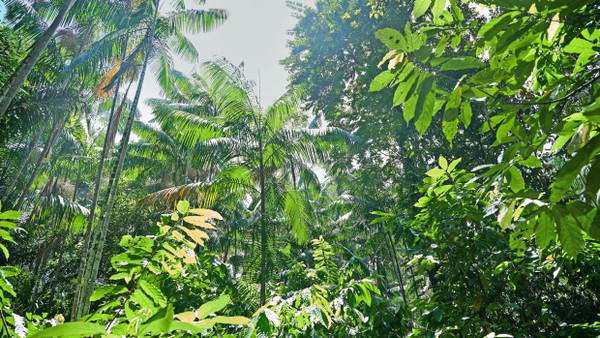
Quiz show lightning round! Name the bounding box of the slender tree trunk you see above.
[71,27,133,320]
[259,146,267,305]
[14,115,66,210]
[385,231,408,305]
[184,147,190,184]
[174,157,179,186]
[72,5,160,319]
[0,0,76,119]
[72,164,80,202]
[2,126,45,202]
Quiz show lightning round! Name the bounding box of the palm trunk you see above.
[174,158,179,186]
[72,164,80,202]
[72,5,160,319]
[386,231,408,305]
[184,147,190,184]
[70,31,131,321]
[259,145,267,305]
[0,0,76,119]
[2,125,45,202]
[14,115,66,210]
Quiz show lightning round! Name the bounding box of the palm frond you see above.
[165,9,228,34]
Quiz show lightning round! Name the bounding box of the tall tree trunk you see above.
[14,115,67,210]
[72,164,80,202]
[72,5,160,319]
[70,26,133,320]
[174,157,179,186]
[184,147,190,184]
[2,125,46,202]
[0,0,76,119]
[259,144,267,305]
[386,231,408,305]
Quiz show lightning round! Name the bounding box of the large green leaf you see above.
[140,304,175,336]
[197,295,230,320]
[375,28,407,51]
[413,0,432,19]
[439,57,486,71]
[584,158,600,201]
[553,205,584,258]
[550,135,600,203]
[369,70,394,92]
[0,210,21,220]
[506,166,525,192]
[28,322,107,337]
[535,210,554,250]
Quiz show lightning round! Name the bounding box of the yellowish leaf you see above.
[547,13,560,43]
[178,226,208,245]
[171,231,185,242]
[189,208,223,220]
[388,53,404,70]
[183,216,217,230]
[176,311,196,323]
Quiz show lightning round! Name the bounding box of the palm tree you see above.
[0,0,78,119]
[143,59,358,304]
[71,0,229,319]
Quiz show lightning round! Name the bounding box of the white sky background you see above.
[139,0,315,121]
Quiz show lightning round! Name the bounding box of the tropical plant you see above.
[72,0,229,319]
[370,0,600,258]
[143,59,358,304]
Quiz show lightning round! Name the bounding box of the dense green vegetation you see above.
[1,0,600,336]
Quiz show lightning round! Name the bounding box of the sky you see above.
[139,0,315,121]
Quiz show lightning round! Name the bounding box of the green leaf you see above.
[415,87,441,135]
[506,166,525,192]
[1,244,9,260]
[500,199,517,230]
[177,200,190,214]
[28,322,107,337]
[493,261,511,275]
[197,295,230,320]
[431,0,446,18]
[140,304,175,336]
[510,219,533,256]
[447,158,461,172]
[553,205,584,258]
[403,94,419,122]
[132,288,156,309]
[370,70,395,92]
[425,168,445,178]
[584,159,600,201]
[442,118,460,144]
[413,0,432,19]
[564,38,595,54]
[375,28,407,51]
[393,70,419,107]
[446,86,462,109]
[550,135,600,203]
[439,156,448,170]
[90,285,127,301]
[0,221,17,230]
[460,101,472,128]
[566,200,598,237]
[478,11,520,40]
[535,210,555,250]
[440,57,486,71]
[0,210,21,220]
[139,280,167,307]
[518,156,542,168]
